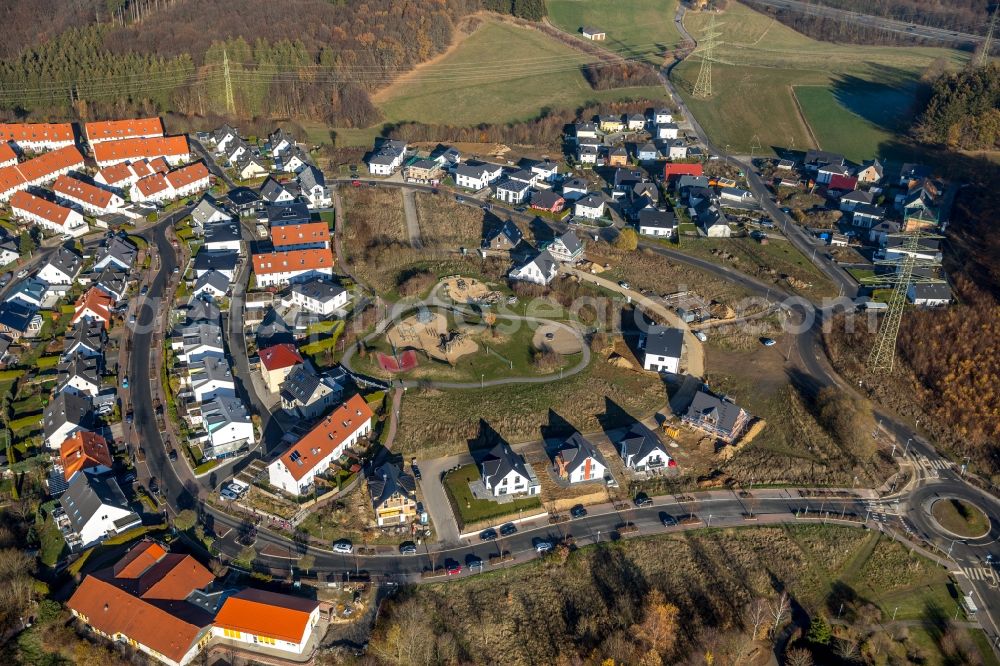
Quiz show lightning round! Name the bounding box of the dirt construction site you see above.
[385,312,479,365]
[532,323,583,355]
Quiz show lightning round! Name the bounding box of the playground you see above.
[441,276,505,306]
[532,322,584,355]
[385,311,479,365]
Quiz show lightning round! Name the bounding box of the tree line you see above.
[0,0,550,127]
[914,63,1000,151]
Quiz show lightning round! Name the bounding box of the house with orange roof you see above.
[73,287,115,329]
[258,343,303,393]
[0,122,75,151]
[130,172,171,202]
[251,247,334,288]
[52,174,125,216]
[0,145,86,201]
[270,221,330,251]
[60,431,113,481]
[67,540,217,666]
[0,141,17,168]
[85,117,164,145]
[212,588,321,655]
[131,162,210,203]
[92,135,189,168]
[10,191,88,238]
[267,394,373,496]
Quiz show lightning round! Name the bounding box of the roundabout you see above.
[930,496,992,540]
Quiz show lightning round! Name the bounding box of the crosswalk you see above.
[961,566,997,583]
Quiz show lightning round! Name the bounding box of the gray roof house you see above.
[94,236,138,272]
[641,325,683,373]
[509,249,558,286]
[256,308,295,348]
[193,270,231,300]
[57,354,102,398]
[618,422,671,472]
[546,229,583,263]
[259,177,297,204]
[38,247,83,285]
[60,471,141,549]
[637,208,677,238]
[682,390,751,443]
[43,391,93,449]
[367,461,417,526]
[553,432,609,484]
[192,196,233,229]
[193,250,239,279]
[185,296,221,325]
[63,320,104,359]
[200,395,254,459]
[94,267,127,301]
[480,441,539,497]
[279,364,344,420]
[483,220,524,251]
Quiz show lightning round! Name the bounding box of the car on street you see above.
[172,267,179,273]
[16,269,28,279]
[634,493,653,508]
[694,331,708,342]
[126,410,134,424]
[467,556,484,572]
[446,562,462,575]
[760,337,777,347]
[660,512,677,527]
[333,540,354,554]
[779,207,791,215]
[618,281,630,290]
[399,542,417,555]
[534,540,553,554]
[479,528,498,541]
[411,463,421,480]
[140,285,149,296]
[121,473,135,483]
[149,478,159,495]
[571,504,588,519]
[499,523,517,537]
[122,376,129,389]
[168,449,177,461]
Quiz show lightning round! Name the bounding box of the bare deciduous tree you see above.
[769,592,791,637]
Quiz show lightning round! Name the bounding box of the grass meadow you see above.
[546,0,684,63]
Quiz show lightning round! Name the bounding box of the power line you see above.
[223,49,235,114]
[978,4,998,67]
[693,14,722,99]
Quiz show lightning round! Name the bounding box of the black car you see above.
[479,528,498,542]
[168,449,178,462]
[499,523,517,537]
[660,512,677,527]
[571,505,588,519]
[149,478,159,495]
[411,464,422,481]
[634,494,653,508]
[399,542,418,555]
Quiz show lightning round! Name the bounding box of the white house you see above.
[908,283,952,307]
[201,396,255,459]
[191,196,232,228]
[52,175,125,216]
[552,432,608,484]
[267,395,373,495]
[281,278,348,316]
[37,247,83,285]
[172,322,225,364]
[43,391,92,449]
[561,178,589,201]
[581,26,606,40]
[366,140,407,176]
[10,191,88,238]
[656,123,679,140]
[480,441,539,497]
[666,140,688,160]
[574,194,605,220]
[839,189,874,212]
[578,144,599,164]
[212,589,321,657]
[454,162,503,191]
[235,154,269,181]
[93,236,138,271]
[213,124,240,154]
[495,178,530,205]
[638,208,676,238]
[6,278,48,308]
[642,325,683,373]
[618,422,672,473]
[59,472,141,548]
[509,250,558,286]
[0,122,74,151]
[0,241,18,266]
[719,188,754,204]
[251,248,335,288]
[653,109,673,125]
[186,355,236,403]
[531,160,560,183]
[297,166,331,208]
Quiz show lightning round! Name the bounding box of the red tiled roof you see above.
[10,191,74,226]
[53,175,115,209]
[130,157,170,179]
[74,287,114,324]
[137,554,215,601]
[0,142,16,164]
[0,122,74,144]
[278,395,372,481]
[0,145,86,194]
[259,343,303,371]
[114,541,167,579]
[663,163,703,178]
[271,222,330,248]
[60,431,112,481]
[251,248,334,276]
[95,162,133,186]
[166,162,209,189]
[134,173,169,197]
[92,135,188,164]
[214,589,318,643]
[85,117,163,143]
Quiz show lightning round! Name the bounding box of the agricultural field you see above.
[673,2,968,160]
[369,526,989,665]
[546,0,683,63]
[375,19,664,126]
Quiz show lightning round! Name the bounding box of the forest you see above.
[741,0,989,48]
[914,63,1000,151]
[0,0,545,127]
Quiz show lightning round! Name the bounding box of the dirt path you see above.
[400,188,423,249]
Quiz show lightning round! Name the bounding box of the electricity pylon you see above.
[693,14,722,99]
[977,4,997,67]
[223,49,235,114]
[865,230,945,374]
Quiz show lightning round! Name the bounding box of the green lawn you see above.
[443,464,542,529]
[546,0,683,63]
[376,19,665,126]
[673,2,969,156]
[931,498,991,538]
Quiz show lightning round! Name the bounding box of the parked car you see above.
[467,557,484,572]
[122,376,129,389]
[15,269,28,279]
[571,505,588,519]
[411,463,421,481]
[148,478,159,495]
[333,540,354,554]
[534,540,553,554]
[399,542,417,555]
[760,337,777,347]
[660,512,677,527]
[499,523,518,537]
[168,449,177,462]
[634,493,653,508]
[618,281,630,290]
[220,487,238,501]
[694,331,708,342]
[479,528,498,542]
[446,562,462,576]
[140,285,149,296]
[121,473,135,484]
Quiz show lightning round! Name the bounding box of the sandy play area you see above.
[386,311,479,364]
[442,276,503,305]
[532,323,583,355]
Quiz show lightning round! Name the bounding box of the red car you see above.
[446,563,462,576]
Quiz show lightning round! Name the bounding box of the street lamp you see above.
[904,438,912,457]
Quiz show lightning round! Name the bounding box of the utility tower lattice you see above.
[865,230,944,374]
[693,14,722,99]
[978,4,998,67]
[223,49,235,114]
